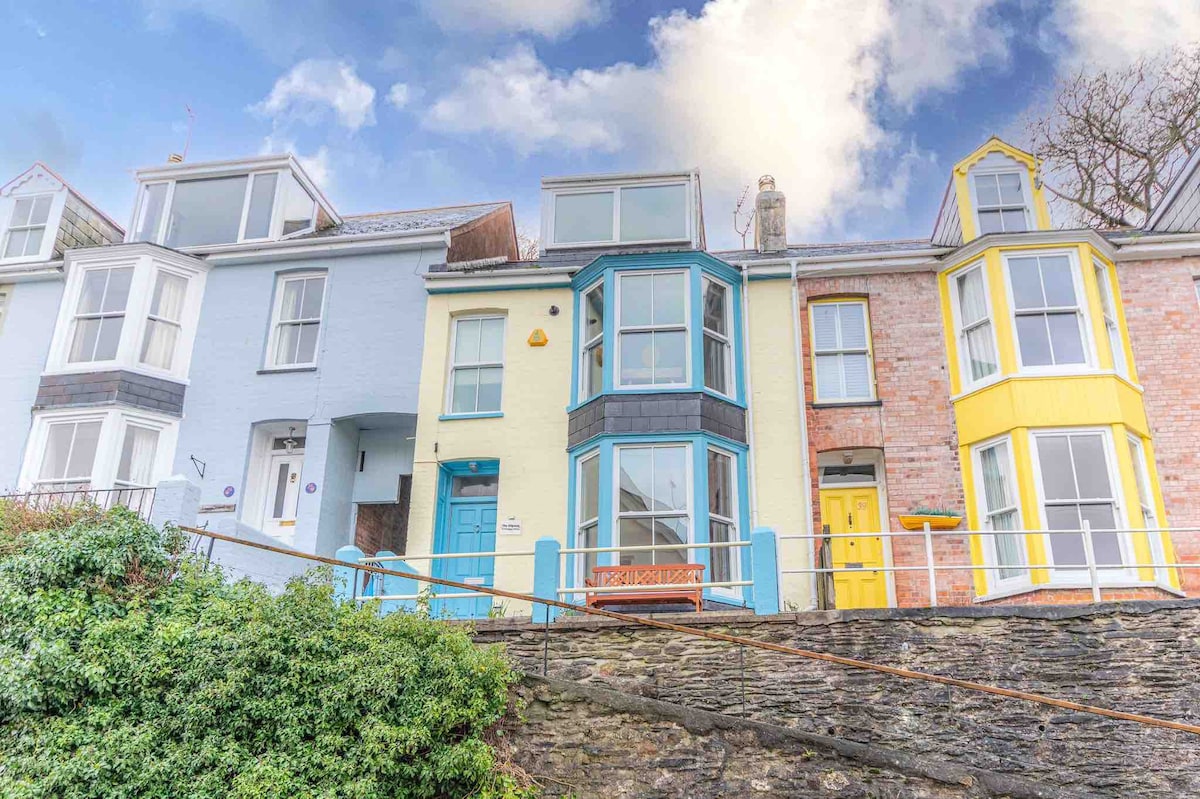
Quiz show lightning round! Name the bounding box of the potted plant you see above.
[898,505,963,531]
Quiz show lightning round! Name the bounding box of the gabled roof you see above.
[1,161,125,236]
[1146,146,1200,232]
[931,137,1041,247]
[301,201,510,239]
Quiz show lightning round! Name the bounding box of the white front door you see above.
[263,451,303,538]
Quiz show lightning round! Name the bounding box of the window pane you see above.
[964,323,997,380]
[995,172,1021,204]
[299,277,325,319]
[709,520,733,582]
[1037,435,1077,500]
[140,319,179,370]
[1082,504,1123,566]
[619,332,653,385]
[815,354,843,400]
[117,426,159,485]
[295,323,320,364]
[30,195,52,225]
[584,342,603,397]
[452,474,498,497]
[554,192,614,243]
[66,421,101,480]
[979,443,1011,513]
[165,176,249,247]
[619,274,652,326]
[279,279,304,322]
[21,227,44,256]
[102,267,133,314]
[974,174,1000,206]
[617,517,654,566]
[819,464,875,484]
[476,366,502,411]
[652,272,686,325]
[454,318,481,363]
[654,517,688,565]
[703,280,727,335]
[652,446,688,512]
[956,269,987,326]
[1008,258,1044,309]
[69,318,100,362]
[11,197,35,226]
[39,424,76,480]
[842,353,871,398]
[150,272,188,321]
[281,172,315,235]
[1045,312,1085,364]
[450,368,479,413]
[579,456,600,521]
[703,334,728,394]
[1039,256,1075,306]
[620,184,687,242]
[1001,209,1028,232]
[1070,434,1111,498]
[653,330,687,384]
[838,304,867,350]
[3,229,27,259]
[811,305,839,351]
[93,316,124,361]
[271,462,290,518]
[244,173,278,239]
[134,184,168,242]
[583,285,604,343]
[618,447,653,513]
[275,323,300,365]
[1015,315,1053,366]
[707,450,733,517]
[478,317,505,362]
[1046,506,1085,565]
[580,522,599,576]
[977,210,1004,235]
[78,270,107,314]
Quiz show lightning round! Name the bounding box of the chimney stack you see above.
[754,175,786,253]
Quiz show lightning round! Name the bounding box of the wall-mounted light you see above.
[841,451,854,465]
[284,426,298,455]
[468,461,479,473]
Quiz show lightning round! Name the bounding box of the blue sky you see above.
[3,0,1198,249]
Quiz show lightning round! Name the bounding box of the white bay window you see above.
[616,444,691,566]
[951,263,998,386]
[972,437,1025,586]
[68,266,133,363]
[617,271,688,388]
[1092,257,1128,379]
[1006,253,1089,370]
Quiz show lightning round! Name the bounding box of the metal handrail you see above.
[363,550,535,563]
[560,540,750,555]
[559,579,751,596]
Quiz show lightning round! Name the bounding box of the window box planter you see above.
[898,514,962,531]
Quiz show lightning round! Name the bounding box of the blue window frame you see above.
[566,432,753,607]
[570,252,746,408]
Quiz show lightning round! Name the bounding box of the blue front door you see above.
[436,498,497,619]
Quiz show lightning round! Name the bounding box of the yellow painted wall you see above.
[744,278,812,609]
[407,287,574,613]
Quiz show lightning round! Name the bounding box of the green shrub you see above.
[0,508,531,799]
[0,498,105,557]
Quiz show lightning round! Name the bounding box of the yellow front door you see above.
[819,487,888,609]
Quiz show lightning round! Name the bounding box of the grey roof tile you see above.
[301,202,509,239]
[714,239,943,261]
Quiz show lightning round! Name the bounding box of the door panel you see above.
[437,500,497,619]
[820,487,888,609]
[263,453,303,538]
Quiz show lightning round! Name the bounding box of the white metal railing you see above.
[779,521,1197,606]
[558,540,753,599]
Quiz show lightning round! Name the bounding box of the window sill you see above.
[257,366,318,375]
[810,399,882,409]
[972,578,1183,603]
[439,412,504,421]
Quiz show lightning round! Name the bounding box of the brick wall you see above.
[1116,254,1200,595]
[796,273,970,605]
[353,476,411,556]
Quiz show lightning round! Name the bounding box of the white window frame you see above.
[809,300,876,403]
[2,192,55,261]
[45,249,208,380]
[1126,434,1169,584]
[948,260,1001,391]
[1001,249,1096,375]
[130,169,318,248]
[18,408,177,495]
[612,442,695,567]
[444,314,506,415]
[578,279,604,403]
[574,450,601,586]
[65,264,136,366]
[706,444,741,598]
[970,434,1028,594]
[1092,257,1128,380]
[969,168,1033,235]
[701,276,734,398]
[543,178,694,249]
[264,271,328,370]
[1028,427,1136,585]
[614,270,691,390]
[136,266,191,372]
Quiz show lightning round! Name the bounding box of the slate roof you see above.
[302,201,509,239]
[714,239,945,262]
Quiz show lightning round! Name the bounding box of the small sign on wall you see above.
[499,517,522,536]
[527,329,548,347]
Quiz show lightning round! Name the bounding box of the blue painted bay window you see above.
[566,432,753,607]
[570,252,746,407]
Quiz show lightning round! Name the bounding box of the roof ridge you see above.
[342,200,508,220]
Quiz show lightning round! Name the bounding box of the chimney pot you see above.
[754,174,786,254]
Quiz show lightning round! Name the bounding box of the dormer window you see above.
[974,172,1029,234]
[3,195,52,259]
[544,173,698,250]
[130,160,322,249]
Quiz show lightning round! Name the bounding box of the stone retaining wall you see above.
[476,601,1200,797]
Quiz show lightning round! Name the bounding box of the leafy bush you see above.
[907,506,961,518]
[0,498,104,557]
[0,508,531,799]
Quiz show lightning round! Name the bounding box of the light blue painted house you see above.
[1,154,517,585]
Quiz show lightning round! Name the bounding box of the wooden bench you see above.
[585,564,705,612]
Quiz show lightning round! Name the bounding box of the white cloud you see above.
[252,59,376,131]
[420,0,608,39]
[426,0,1008,243]
[260,134,333,189]
[386,82,411,109]
[1052,0,1200,68]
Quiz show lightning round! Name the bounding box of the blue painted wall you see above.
[0,277,64,490]
[175,246,443,555]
